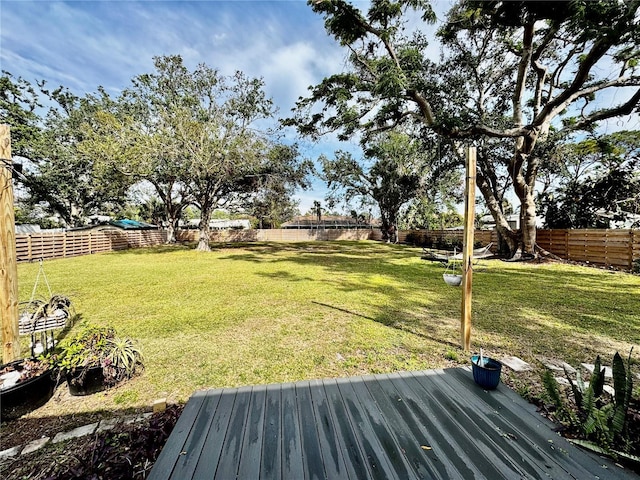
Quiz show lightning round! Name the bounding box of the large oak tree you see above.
[287,0,640,255]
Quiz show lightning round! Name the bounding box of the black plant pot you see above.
[1,360,56,421]
[66,366,106,396]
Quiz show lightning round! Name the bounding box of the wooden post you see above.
[461,146,476,351]
[0,124,21,363]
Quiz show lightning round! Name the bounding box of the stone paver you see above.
[581,363,613,378]
[500,356,533,372]
[123,412,153,425]
[96,418,122,433]
[540,358,577,374]
[153,398,167,413]
[0,445,21,459]
[21,437,50,455]
[1,413,157,459]
[52,422,99,443]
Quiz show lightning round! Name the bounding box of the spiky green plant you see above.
[611,349,634,444]
[542,350,635,455]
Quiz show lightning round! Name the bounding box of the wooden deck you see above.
[148,368,635,479]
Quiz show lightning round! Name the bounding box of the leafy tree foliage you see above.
[540,131,640,228]
[86,56,311,248]
[322,131,446,240]
[288,0,640,255]
[0,71,43,160]
[399,199,463,230]
[245,144,311,228]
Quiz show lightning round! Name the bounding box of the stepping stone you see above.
[96,418,122,433]
[124,412,152,425]
[52,422,99,443]
[542,361,563,372]
[561,362,577,374]
[21,437,50,455]
[500,356,533,372]
[581,363,612,378]
[554,377,570,386]
[569,382,615,396]
[539,358,576,374]
[0,446,21,459]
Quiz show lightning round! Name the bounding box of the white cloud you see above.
[0,0,372,214]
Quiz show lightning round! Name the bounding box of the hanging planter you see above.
[443,273,462,286]
[442,259,463,286]
[0,359,56,420]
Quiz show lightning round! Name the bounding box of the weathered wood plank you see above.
[148,390,209,478]
[296,380,327,480]
[395,370,508,479]
[441,368,630,479]
[321,378,371,480]
[214,386,253,479]
[366,373,447,479]
[336,376,410,480]
[389,371,484,479]
[417,369,553,478]
[190,389,237,479]
[237,385,267,479]
[168,390,224,479]
[260,383,282,479]
[308,378,350,480]
[150,369,638,480]
[281,382,304,479]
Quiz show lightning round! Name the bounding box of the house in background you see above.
[282,215,379,230]
[185,219,251,230]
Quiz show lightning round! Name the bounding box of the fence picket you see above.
[14,228,639,270]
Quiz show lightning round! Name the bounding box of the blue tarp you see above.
[108,219,157,230]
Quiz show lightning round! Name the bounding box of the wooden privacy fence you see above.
[15,227,639,270]
[536,229,640,270]
[177,228,498,246]
[15,230,167,263]
[177,228,375,243]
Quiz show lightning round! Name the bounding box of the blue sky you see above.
[4,1,634,217]
[2,0,425,215]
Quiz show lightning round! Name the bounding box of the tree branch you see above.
[567,88,640,132]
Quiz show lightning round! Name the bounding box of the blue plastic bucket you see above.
[471,355,502,389]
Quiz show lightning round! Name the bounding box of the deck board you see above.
[237,386,267,479]
[149,368,637,480]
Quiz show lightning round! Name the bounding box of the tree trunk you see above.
[512,135,540,255]
[520,190,537,253]
[196,207,211,252]
[165,220,176,244]
[476,165,518,257]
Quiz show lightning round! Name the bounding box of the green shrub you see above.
[542,350,635,455]
[57,324,143,387]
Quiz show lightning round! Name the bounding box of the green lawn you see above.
[13,241,640,417]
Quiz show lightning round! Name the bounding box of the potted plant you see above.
[1,355,57,420]
[1,295,72,421]
[57,325,143,396]
[442,260,463,286]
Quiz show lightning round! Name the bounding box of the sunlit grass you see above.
[10,241,640,417]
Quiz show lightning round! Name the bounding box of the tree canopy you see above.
[287,0,640,255]
[322,130,459,239]
[86,55,312,248]
[540,131,640,228]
